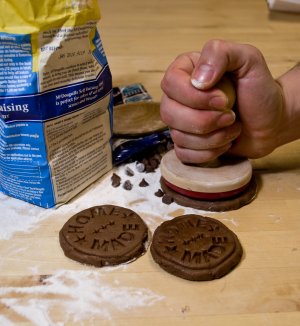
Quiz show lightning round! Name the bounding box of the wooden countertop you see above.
[1,1,300,325]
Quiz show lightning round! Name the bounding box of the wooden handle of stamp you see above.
[214,75,236,111]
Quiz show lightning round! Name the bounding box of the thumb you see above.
[191,42,240,110]
[191,63,223,90]
[191,39,250,90]
[191,42,229,90]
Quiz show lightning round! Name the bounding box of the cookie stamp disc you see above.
[150,214,243,281]
[59,205,148,267]
[160,149,252,193]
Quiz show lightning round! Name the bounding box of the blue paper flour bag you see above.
[0,0,113,208]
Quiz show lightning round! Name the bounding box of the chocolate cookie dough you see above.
[150,214,243,281]
[59,205,149,267]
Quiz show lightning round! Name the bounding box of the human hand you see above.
[160,40,284,163]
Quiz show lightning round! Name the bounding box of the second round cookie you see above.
[150,214,243,281]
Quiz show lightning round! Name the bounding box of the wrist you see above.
[276,64,300,147]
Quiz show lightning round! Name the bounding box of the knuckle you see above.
[159,106,171,125]
[205,39,227,53]
[174,52,189,61]
[159,101,175,127]
[244,44,265,64]
[169,129,181,142]
[160,74,171,93]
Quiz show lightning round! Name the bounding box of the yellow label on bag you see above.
[0,0,101,33]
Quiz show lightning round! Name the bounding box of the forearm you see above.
[276,64,300,147]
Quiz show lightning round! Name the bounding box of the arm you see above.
[275,64,300,147]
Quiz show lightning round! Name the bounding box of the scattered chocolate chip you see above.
[155,189,164,197]
[111,173,121,187]
[162,194,174,205]
[166,141,174,151]
[145,165,154,173]
[149,158,159,170]
[157,144,166,154]
[153,153,162,162]
[125,166,135,176]
[123,180,133,190]
[141,158,148,166]
[136,162,145,173]
[111,136,174,193]
[139,178,149,187]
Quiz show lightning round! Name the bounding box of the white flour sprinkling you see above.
[221,217,239,227]
[0,162,209,240]
[0,315,16,326]
[0,269,165,325]
[0,192,52,240]
[268,213,282,224]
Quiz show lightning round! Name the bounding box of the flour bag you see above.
[0,0,113,208]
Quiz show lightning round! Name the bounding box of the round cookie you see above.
[160,175,257,212]
[150,214,243,281]
[160,149,253,194]
[59,205,149,267]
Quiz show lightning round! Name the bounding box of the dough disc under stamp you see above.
[160,150,257,211]
[160,176,257,212]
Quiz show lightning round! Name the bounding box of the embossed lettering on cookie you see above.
[59,205,149,267]
[150,214,243,281]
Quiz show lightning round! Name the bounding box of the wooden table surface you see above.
[1,0,300,325]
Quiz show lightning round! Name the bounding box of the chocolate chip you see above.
[162,194,173,205]
[136,162,145,173]
[125,166,134,176]
[123,180,133,190]
[149,158,159,170]
[153,153,162,163]
[154,189,164,197]
[166,141,174,151]
[111,173,121,187]
[142,158,148,166]
[157,144,166,154]
[139,178,149,187]
[145,162,155,173]
[145,167,153,173]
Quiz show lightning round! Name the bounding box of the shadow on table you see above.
[268,11,300,22]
